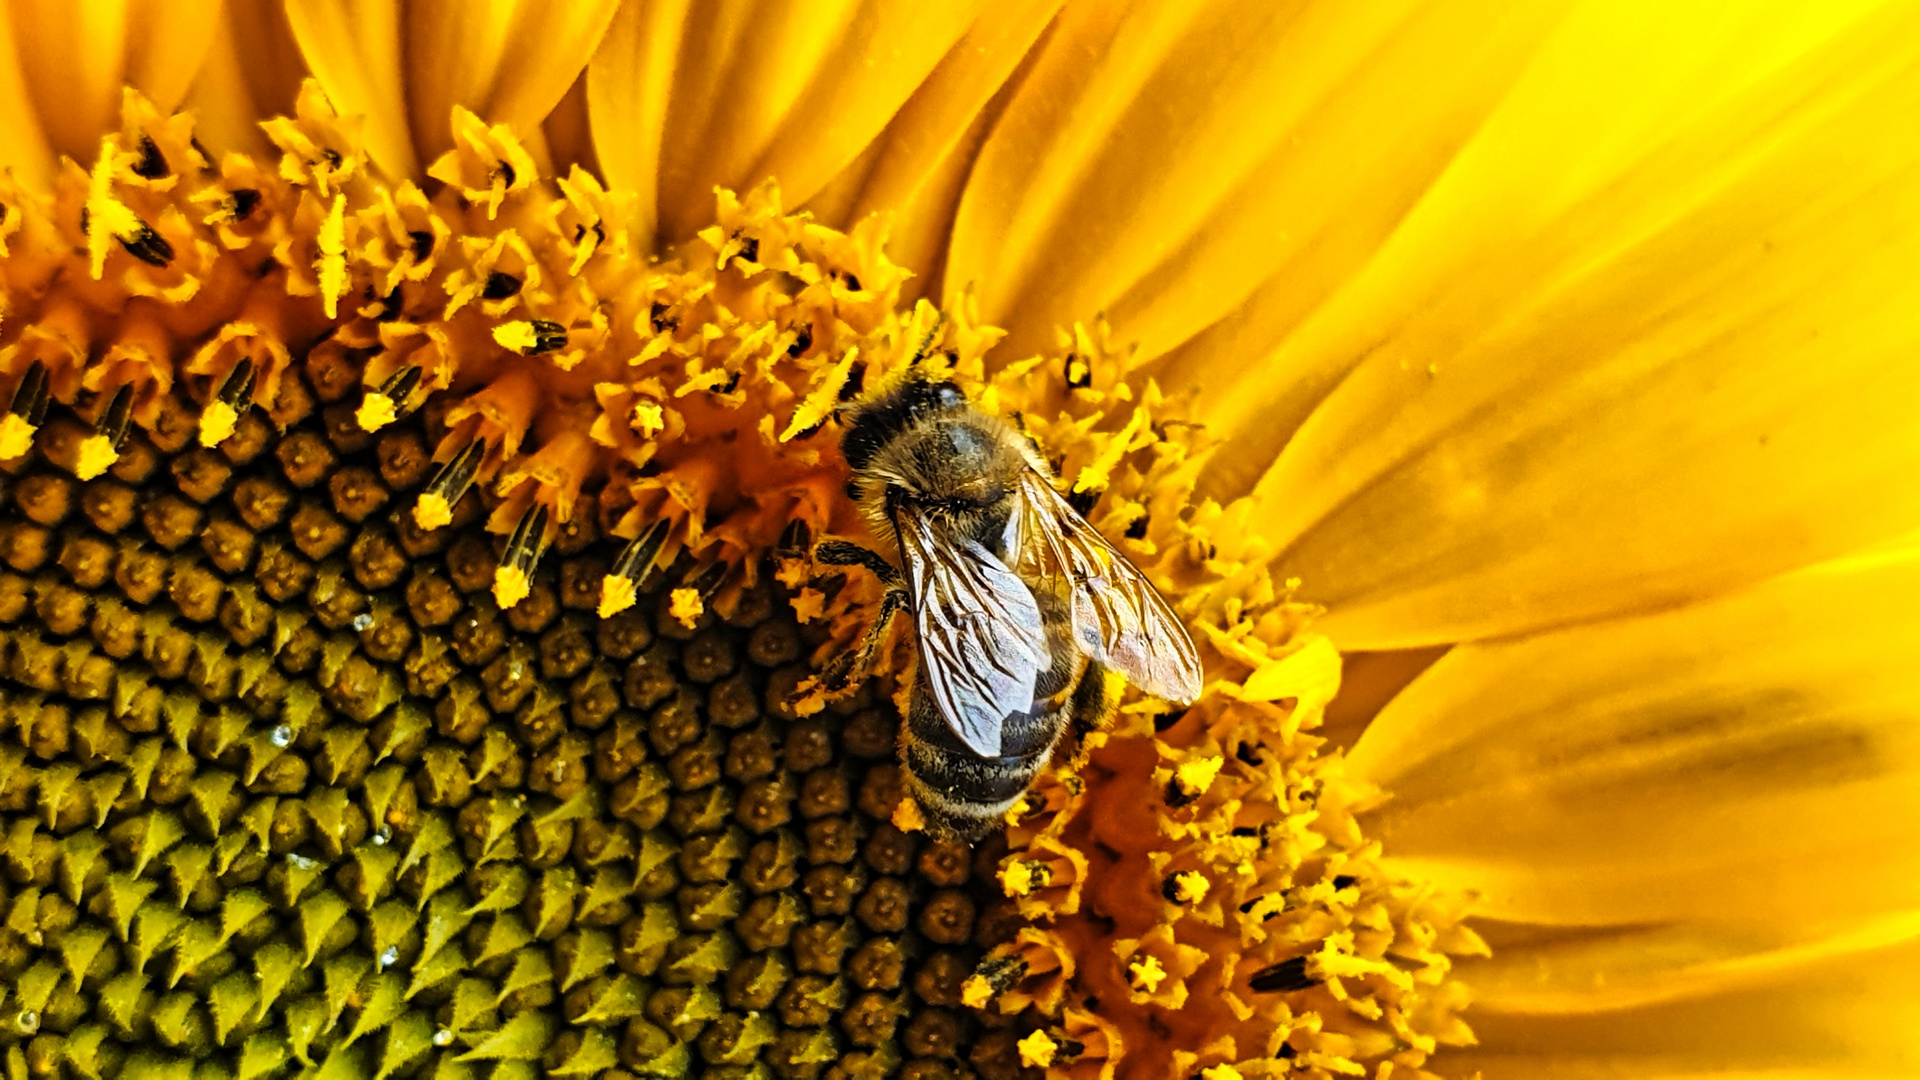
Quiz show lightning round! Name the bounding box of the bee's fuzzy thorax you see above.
[839,377,1052,525]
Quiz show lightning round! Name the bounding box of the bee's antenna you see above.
[906,312,948,368]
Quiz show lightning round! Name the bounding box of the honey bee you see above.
[818,375,1203,839]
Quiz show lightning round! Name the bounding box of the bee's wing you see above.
[1018,470,1203,704]
[894,503,1049,758]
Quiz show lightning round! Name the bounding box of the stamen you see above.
[356,364,421,433]
[200,358,256,447]
[598,519,671,618]
[1248,956,1318,993]
[1,360,49,460]
[493,319,568,356]
[415,438,485,531]
[75,384,134,480]
[492,503,550,610]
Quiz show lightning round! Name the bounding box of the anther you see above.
[493,319,568,356]
[481,272,522,300]
[598,518,670,618]
[228,188,261,222]
[685,560,727,601]
[133,136,168,179]
[121,223,174,267]
[493,503,551,610]
[776,518,813,560]
[356,365,422,433]
[200,358,256,447]
[1247,956,1319,993]
[1,360,50,460]
[414,438,485,530]
[75,384,134,479]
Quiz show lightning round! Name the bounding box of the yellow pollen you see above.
[631,400,664,437]
[356,392,398,432]
[414,493,454,531]
[85,144,147,279]
[598,575,639,619]
[1169,870,1210,905]
[492,321,541,354]
[1017,1030,1058,1069]
[0,415,36,461]
[199,400,238,447]
[998,861,1037,897]
[318,193,347,318]
[493,566,531,609]
[789,588,826,623]
[961,974,994,1010]
[1073,403,1150,494]
[1174,756,1225,798]
[669,588,703,628]
[73,434,120,480]
[1129,955,1168,993]
[780,347,859,442]
[1201,1066,1245,1080]
[891,796,926,833]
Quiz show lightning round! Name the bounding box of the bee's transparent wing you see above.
[1018,470,1203,704]
[894,504,1049,757]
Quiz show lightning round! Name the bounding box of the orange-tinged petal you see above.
[643,0,989,243]
[403,0,620,165]
[1445,934,1920,1078]
[836,0,1059,289]
[585,0,692,250]
[653,0,860,242]
[0,7,55,184]
[4,0,219,164]
[1230,1,1920,648]
[948,0,1568,366]
[1350,549,1920,929]
[180,2,306,157]
[6,0,122,160]
[841,0,1060,224]
[745,1,996,219]
[121,0,223,114]
[284,0,418,178]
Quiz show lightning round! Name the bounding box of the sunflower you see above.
[3,2,1919,1079]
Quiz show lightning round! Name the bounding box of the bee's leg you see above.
[811,540,909,691]
[821,584,909,691]
[813,539,903,589]
[1056,661,1124,772]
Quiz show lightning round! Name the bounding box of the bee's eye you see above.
[932,383,964,408]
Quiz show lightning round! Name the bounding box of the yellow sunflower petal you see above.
[638,0,989,243]
[0,7,55,184]
[1464,912,1920,1017]
[180,3,306,157]
[841,0,1061,222]
[6,0,128,160]
[284,0,418,177]
[1445,933,1920,1079]
[1231,3,1920,648]
[947,0,1567,365]
[1350,549,1920,930]
[746,1,1002,217]
[584,0,691,248]
[402,0,619,165]
[122,0,224,114]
